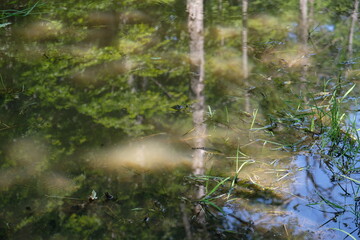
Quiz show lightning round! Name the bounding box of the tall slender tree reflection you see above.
[187,0,207,228]
[347,0,359,60]
[241,0,251,113]
[299,0,308,45]
[241,0,248,79]
[298,0,310,97]
[346,0,359,79]
[187,0,206,177]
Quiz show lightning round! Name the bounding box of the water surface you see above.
[0,1,359,239]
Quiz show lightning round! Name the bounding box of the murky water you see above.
[1,1,360,239]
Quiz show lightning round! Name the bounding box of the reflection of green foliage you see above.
[7,0,189,138]
[64,214,102,239]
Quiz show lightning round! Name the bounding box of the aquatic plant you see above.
[0,1,41,28]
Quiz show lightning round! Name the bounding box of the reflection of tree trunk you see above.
[180,203,192,240]
[127,74,136,93]
[242,0,249,79]
[241,0,250,113]
[299,0,308,44]
[345,0,359,79]
[187,0,206,176]
[218,0,224,46]
[187,0,207,229]
[308,0,314,27]
[299,0,309,86]
[128,74,145,125]
[347,0,359,62]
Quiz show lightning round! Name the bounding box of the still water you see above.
[0,1,359,239]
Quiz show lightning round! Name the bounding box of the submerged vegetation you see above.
[0,0,359,239]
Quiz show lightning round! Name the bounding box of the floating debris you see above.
[105,192,114,200]
[88,190,98,202]
[171,105,188,111]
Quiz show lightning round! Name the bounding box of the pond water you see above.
[1,1,360,239]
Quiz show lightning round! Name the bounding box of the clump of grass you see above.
[301,82,360,236]
[190,85,358,235]
[0,1,42,28]
[310,84,359,174]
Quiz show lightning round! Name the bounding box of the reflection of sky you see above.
[348,106,360,134]
[288,32,297,41]
[319,24,335,32]
[287,24,335,41]
[290,154,358,238]
[224,152,359,239]
[285,105,360,238]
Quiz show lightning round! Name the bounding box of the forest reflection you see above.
[1,0,360,239]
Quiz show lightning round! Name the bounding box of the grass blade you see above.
[329,228,356,240]
[202,177,230,199]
